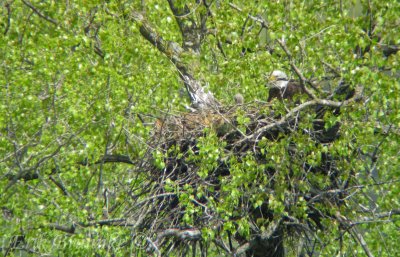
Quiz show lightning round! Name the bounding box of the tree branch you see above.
[349,227,375,257]
[228,3,269,29]
[249,88,362,141]
[4,1,11,35]
[41,219,135,235]
[49,175,70,197]
[129,10,219,110]
[353,209,400,224]
[21,0,58,26]
[5,125,88,190]
[235,218,283,255]
[79,218,128,227]
[277,39,319,99]
[157,228,202,241]
[46,223,76,234]
[167,0,204,53]
[335,212,375,257]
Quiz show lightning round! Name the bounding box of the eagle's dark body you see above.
[266,70,305,102]
[267,79,304,102]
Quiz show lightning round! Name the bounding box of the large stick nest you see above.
[129,99,351,256]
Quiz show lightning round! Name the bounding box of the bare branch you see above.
[21,0,58,26]
[5,124,88,191]
[78,154,135,166]
[322,60,341,77]
[4,1,11,35]
[235,218,283,255]
[354,209,400,224]
[349,227,375,257]
[277,39,319,99]
[157,228,202,241]
[335,212,375,257]
[46,223,76,234]
[167,0,204,53]
[79,218,128,227]
[228,3,269,29]
[49,175,70,197]
[249,89,362,141]
[213,238,232,255]
[129,10,219,110]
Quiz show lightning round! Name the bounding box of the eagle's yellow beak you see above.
[268,74,277,82]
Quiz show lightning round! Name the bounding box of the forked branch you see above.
[22,0,58,25]
[130,10,219,110]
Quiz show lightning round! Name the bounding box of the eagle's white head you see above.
[268,70,289,89]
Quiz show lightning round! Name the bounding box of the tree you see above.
[1,1,399,256]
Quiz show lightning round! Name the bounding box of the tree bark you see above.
[130,10,219,110]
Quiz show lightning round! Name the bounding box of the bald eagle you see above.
[266,70,305,102]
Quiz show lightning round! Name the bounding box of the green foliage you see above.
[1,0,399,256]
